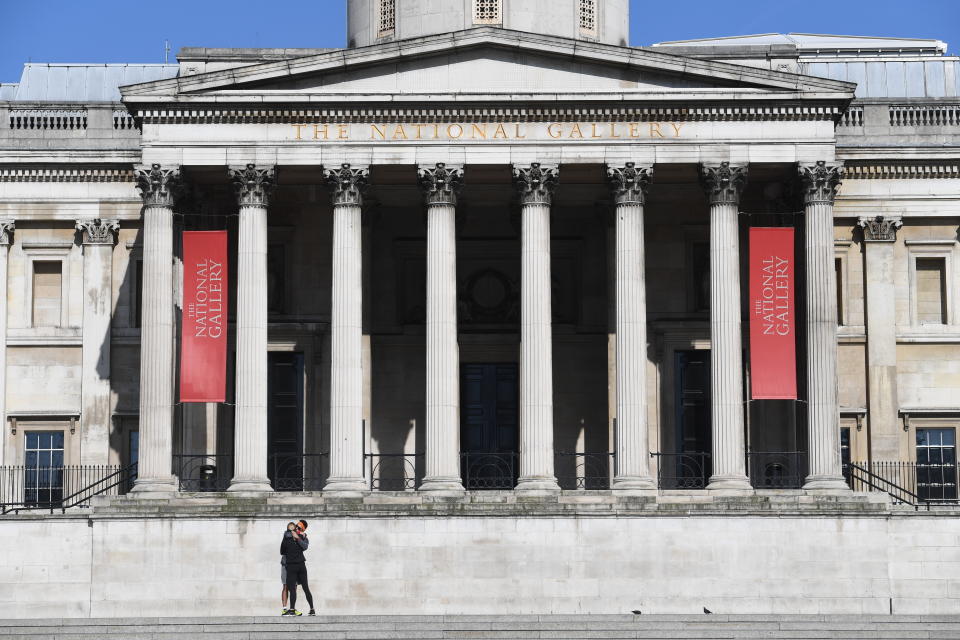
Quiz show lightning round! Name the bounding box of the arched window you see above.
[378,0,396,37]
[579,0,597,36]
[473,0,502,25]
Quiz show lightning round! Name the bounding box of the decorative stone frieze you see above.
[324,163,369,206]
[135,163,182,207]
[607,162,653,205]
[844,162,960,180]
[799,161,844,204]
[513,162,559,206]
[418,163,464,206]
[858,216,903,242]
[75,218,119,245]
[0,220,14,246]
[700,162,748,205]
[229,163,275,207]
[0,168,134,183]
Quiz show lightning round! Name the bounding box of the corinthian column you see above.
[800,161,849,491]
[607,163,656,490]
[228,164,274,492]
[76,218,119,466]
[513,163,560,492]
[0,221,13,466]
[700,162,751,491]
[132,164,180,493]
[324,164,369,493]
[418,163,465,492]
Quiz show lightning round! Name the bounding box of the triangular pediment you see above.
[121,28,855,104]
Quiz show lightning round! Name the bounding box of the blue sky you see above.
[2,0,959,83]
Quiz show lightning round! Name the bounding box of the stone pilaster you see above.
[700,162,752,492]
[228,164,274,492]
[607,163,656,490]
[132,164,180,492]
[76,218,119,466]
[324,164,369,493]
[418,163,465,492]
[801,161,850,491]
[0,221,13,466]
[513,163,560,492]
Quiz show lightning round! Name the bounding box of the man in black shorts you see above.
[280,519,315,616]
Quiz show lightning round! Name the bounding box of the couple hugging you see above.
[280,519,315,616]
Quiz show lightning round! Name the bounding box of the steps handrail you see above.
[845,461,927,510]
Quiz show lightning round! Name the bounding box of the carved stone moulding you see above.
[858,215,903,242]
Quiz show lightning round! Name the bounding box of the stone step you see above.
[3,615,960,640]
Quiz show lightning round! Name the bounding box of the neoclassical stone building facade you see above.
[1,0,960,618]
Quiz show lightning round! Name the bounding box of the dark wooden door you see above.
[672,350,712,487]
[267,352,304,489]
[460,363,518,488]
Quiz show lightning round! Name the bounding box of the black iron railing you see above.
[748,451,808,489]
[846,460,959,507]
[0,463,137,514]
[365,453,422,491]
[651,452,711,489]
[270,453,328,491]
[174,454,233,492]
[461,452,518,490]
[555,452,614,490]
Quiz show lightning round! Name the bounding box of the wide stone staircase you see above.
[4,615,960,639]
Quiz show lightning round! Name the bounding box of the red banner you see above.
[749,227,797,400]
[180,231,228,403]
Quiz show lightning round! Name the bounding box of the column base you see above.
[130,476,177,494]
[515,476,561,493]
[803,475,852,493]
[612,475,656,492]
[227,478,273,493]
[418,476,465,493]
[706,474,753,494]
[323,478,368,494]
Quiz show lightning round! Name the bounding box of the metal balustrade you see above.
[651,452,711,489]
[747,451,808,489]
[0,463,136,514]
[270,453,328,491]
[555,451,614,490]
[174,454,233,492]
[460,452,517,490]
[365,453,421,491]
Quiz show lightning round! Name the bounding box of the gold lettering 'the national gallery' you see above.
[290,122,685,141]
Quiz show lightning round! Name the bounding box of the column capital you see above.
[135,163,182,207]
[229,163,275,207]
[700,161,748,206]
[75,218,119,245]
[799,161,844,205]
[606,163,653,205]
[418,163,464,206]
[0,220,14,246]
[858,215,903,242]
[324,163,369,207]
[513,162,559,206]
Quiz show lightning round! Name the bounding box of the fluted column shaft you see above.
[801,162,849,491]
[701,162,751,491]
[0,222,13,466]
[514,163,560,492]
[608,164,655,490]
[132,165,180,492]
[324,164,369,493]
[77,219,119,466]
[228,164,274,491]
[419,164,465,492]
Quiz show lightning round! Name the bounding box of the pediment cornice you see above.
[120,27,856,104]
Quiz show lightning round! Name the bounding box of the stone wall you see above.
[2,507,960,618]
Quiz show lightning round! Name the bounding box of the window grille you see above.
[378,0,395,36]
[473,0,502,24]
[579,0,596,35]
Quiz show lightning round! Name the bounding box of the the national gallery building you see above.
[1,0,960,618]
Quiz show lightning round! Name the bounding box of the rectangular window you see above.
[473,0,502,24]
[835,258,844,326]
[32,261,62,327]
[24,431,65,506]
[579,0,597,35]
[916,427,957,501]
[378,0,395,36]
[916,257,947,324]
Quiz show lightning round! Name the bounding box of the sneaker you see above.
[308,610,316,616]
[281,608,288,616]
[289,609,303,616]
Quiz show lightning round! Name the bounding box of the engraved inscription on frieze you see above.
[290,121,686,142]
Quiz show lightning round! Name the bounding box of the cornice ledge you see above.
[0,167,136,183]
[845,161,960,179]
